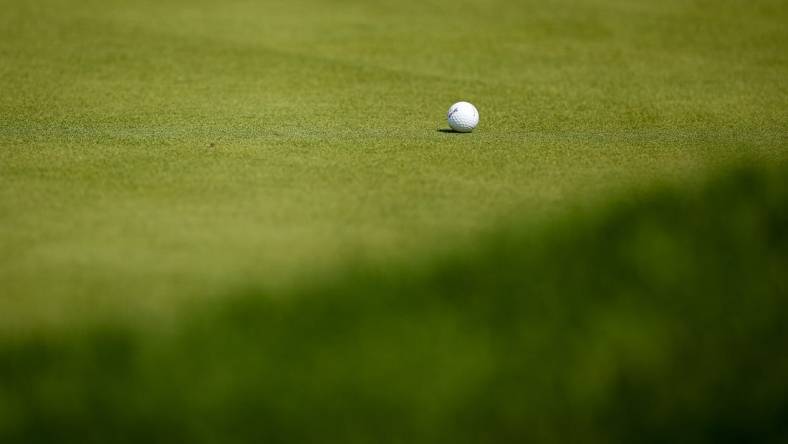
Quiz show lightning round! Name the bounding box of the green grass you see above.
[2,163,786,443]
[1,0,786,329]
[1,0,787,440]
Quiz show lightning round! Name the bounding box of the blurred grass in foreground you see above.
[1,162,787,443]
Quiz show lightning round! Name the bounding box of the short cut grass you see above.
[1,0,786,328]
[1,163,786,443]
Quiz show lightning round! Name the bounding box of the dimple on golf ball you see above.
[447,101,479,133]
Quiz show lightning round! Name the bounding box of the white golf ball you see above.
[447,101,479,133]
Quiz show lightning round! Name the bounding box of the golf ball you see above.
[447,101,479,133]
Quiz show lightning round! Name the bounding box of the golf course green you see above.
[1,0,786,442]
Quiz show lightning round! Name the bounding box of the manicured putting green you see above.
[1,0,786,329]
[2,163,786,443]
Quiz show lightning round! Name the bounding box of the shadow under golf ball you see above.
[437,128,473,134]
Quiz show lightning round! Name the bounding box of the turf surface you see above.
[2,0,786,329]
[1,0,788,440]
[2,163,786,443]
